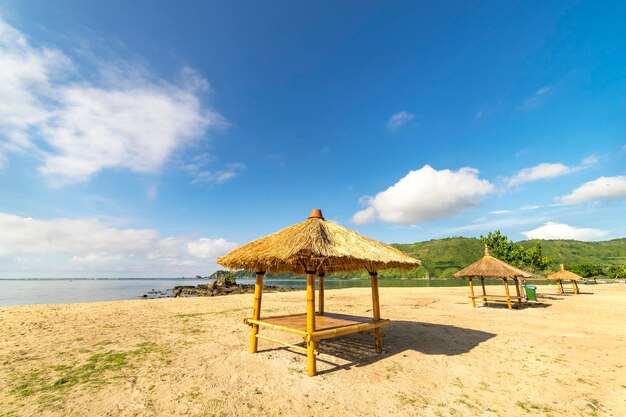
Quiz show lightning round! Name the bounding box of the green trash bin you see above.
[524,285,537,301]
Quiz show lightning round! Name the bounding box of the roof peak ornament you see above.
[308,209,324,220]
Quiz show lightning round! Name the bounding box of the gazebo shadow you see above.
[539,291,594,298]
[537,293,567,300]
[471,301,551,309]
[383,321,495,355]
[260,321,496,375]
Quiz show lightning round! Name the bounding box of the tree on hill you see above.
[568,263,604,278]
[480,230,553,273]
[607,264,626,279]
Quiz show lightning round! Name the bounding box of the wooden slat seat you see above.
[245,312,391,343]
[469,295,524,300]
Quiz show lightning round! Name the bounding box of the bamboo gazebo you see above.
[454,244,534,309]
[216,209,420,376]
[547,264,582,294]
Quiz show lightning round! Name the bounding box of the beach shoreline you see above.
[1,284,625,416]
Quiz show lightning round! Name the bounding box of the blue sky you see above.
[0,1,625,277]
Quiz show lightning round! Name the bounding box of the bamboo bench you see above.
[469,294,525,308]
[469,295,524,300]
[554,279,580,295]
[244,312,390,351]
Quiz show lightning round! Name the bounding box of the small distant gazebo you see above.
[454,244,534,309]
[547,264,582,294]
[217,209,420,376]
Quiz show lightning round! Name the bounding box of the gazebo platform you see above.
[244,312,390,344]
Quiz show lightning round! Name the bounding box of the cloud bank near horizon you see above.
[522,222,608,241]
[0,212,237,277]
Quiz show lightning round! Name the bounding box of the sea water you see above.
[0,278,549,307]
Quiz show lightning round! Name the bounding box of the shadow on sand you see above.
[260,321,496,375]
[538,292,594,299]
[538,293,569,300]
[469,301,551,309]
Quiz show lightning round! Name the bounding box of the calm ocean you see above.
[0,278,549,307]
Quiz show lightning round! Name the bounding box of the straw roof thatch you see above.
[216,209,421,275]
[547,264,583,281]
[454,245,533,280]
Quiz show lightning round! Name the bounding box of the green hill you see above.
[517,238,626,266]
[393,237,626,278]
[393,237,483,278]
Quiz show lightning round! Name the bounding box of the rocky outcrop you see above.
[172,277,292,298]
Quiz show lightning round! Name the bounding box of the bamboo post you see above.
[514,278,522,308]
[503,279,512,310]
[318,273,325,315]
[469,278,476,307]
[557,279,564,294]
[306,270,317,376]
[249,271,265,353]
[370,271,383,353]
[480,278,487,306]
[573,280,579,294]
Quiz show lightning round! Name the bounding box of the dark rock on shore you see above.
[172,276,294,298]
[140,288,173,299]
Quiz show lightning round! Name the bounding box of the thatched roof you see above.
[454,244,533,280]
[547,264,583,281]
[216,209,421,275]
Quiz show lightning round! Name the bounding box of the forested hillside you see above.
[517,238,626,265]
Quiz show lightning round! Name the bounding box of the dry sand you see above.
[1,284,625,417]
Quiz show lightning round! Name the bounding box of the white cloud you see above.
[192,162,246,185]
[522,86,551,109]
[0,17,223,184]
[0,150,7,169]
[488,210,511,215]
[522,222,608,240]
[506,163,573,186]
[352,165,494,225]
[442,215,549,234]
[187,238,238,259]
[0,213,157,256]
[387,111,415,132]
[559,176,626,204]
[352,206,378,224]
[0,212,237,276]
[0,19,70,141]
[39,83,215,184]
[505,155,598,187]
[581,154,599,166]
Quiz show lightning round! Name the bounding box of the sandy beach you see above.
[1,284,625,417]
